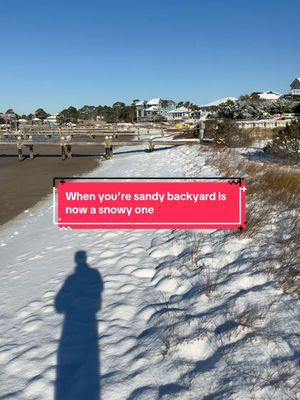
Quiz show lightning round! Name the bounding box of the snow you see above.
[200,97,238,108]
[0,144,298,400]
[145,105,159,111]
[258,91,281,100]
[167,106,190,114]
[147,98,161,106]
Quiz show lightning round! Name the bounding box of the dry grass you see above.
[178,122,274,143]
[249,127,274,139]
[205,147,300,297]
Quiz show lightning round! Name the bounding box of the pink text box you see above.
[56,181,246,229]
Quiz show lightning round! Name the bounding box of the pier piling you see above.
[61,145,66,160]
[18,146,23,161]
[67,145,72,159]
[29,145,34,159]
[148,140,154,152]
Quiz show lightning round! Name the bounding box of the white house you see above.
[135,98,176,121]
[257,91,281,101]
[286,78,300,100]
[166,106,192,121]
[32,117,42,125]
[46,114,58,125]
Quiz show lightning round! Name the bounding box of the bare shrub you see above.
[147,291,188,359]
[236,303,266,331]
[205,146,300,297]
[264,121,300,162]
[211,119,255,148]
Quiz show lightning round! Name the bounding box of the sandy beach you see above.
[0,143,103,226]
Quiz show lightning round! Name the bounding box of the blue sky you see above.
[0,0,299,114]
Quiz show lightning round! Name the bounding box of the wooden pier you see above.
[0,123,201,160]
[0,125,191,140]
[0,138,200,161]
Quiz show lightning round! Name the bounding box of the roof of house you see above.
[290,78,300,86]
[258,91,281,100]
[135,100,145,106]
[199,97,238,108]
[146,105,159,111]
[147,98,161,106]
[168,106,190,114]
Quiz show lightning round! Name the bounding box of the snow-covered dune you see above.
[0,146,298,400]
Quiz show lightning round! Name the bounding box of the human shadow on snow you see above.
[54,250,103,400]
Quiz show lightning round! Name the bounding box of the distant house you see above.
[166,106,192,121]
[32,117,42,125]
[287,78,300,100]
[135,98,176,121]
[135,100,147,119]
[252,91,281,101]
[46,114,58,125]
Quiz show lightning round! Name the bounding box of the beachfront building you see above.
[166,106,192,121]
[46,114,58,126]
[32,117,42,125]
[283,78,300,100]
[135,98,176,121]
[251,91,281,101]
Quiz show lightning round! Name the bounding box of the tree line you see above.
[56,102,138,124]
[2,96,299,125]
[1,99,200,125]
[0,103,137,124]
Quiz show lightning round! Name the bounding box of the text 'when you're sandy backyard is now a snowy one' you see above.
[55,180,246,229]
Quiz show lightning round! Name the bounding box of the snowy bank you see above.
[0,145,298,400]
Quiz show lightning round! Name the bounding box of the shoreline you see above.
[0,134,137,226]
[0,144,102,226]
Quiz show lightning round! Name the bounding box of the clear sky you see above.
[1,0,299,114]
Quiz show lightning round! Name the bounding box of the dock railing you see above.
[0,124,200,160]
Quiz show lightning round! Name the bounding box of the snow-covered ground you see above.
[0,145,298,400]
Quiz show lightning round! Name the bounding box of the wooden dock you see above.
[0,138,200,160]
[0,123,201,160]
[0,125,191,140]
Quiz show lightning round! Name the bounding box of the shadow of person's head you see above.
[74,250,88,270]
